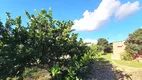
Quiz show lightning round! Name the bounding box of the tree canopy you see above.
[125,28,142,54]
[97,38,108,46]
[97,38,112,53]
[0,9,101,80]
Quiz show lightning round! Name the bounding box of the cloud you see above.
[72,0,120,31]
[83,39,97,44]
[115,1,140,20]
[72,0,141,31]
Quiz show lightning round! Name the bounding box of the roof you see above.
[110,40,125,43]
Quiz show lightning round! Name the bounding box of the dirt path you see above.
[88,59,142,80]
[112,61,142,80]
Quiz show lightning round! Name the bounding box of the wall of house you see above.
[112,41,125,60]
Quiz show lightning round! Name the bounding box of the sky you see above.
[0,0,142,43]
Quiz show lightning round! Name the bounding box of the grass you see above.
[101,53,111,61]
[101,53,142,68]
[114,60,142,68]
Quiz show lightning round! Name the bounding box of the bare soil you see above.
[87,59,142,80]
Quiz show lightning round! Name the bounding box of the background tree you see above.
[97,38,112,53]
[125,28,142,54]
[97,38,108,46]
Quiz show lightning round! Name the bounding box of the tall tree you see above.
[97,38,108,46]
[125,28,142,54]
[0,9,98,80]
[97,38,112,53]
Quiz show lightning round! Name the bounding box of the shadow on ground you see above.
[87,58,132,80]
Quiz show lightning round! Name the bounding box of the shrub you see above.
[50,44,102,80]
[0,9,101,80]
[120,52,132,61]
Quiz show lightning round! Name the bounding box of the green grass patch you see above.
[101,53,142,68]
[101,53,112,61]
[114,60,142,68]
[101,53,112,64]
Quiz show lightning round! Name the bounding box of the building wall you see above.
[112,41,126,60]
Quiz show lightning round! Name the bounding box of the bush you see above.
[51,45,102,80]
[120,52,132,61]
[0,9,101,80]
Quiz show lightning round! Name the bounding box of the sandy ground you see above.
[87,60,142,80]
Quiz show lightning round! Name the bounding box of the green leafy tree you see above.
[97,38,108,46]
[125,28,142,54]
[0,9,99,80]
[97,38,112,53]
